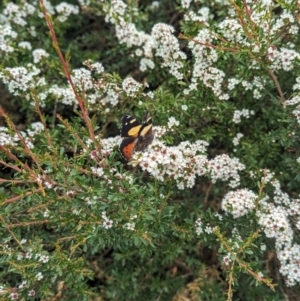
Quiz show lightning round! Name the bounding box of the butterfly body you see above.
[120,112,154,160]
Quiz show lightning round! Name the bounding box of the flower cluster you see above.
[186,29,229,100]
[0,122,44,149]
[195,218,203,235]
[133,139,209,189]
[151,23,186,80]
[101,1,155,72]
[241,77,267,99]
[124,222,135,230]
[122,77,143,97]
[285,77,300,123]
[247,169,300,285]
[102,0,127,24]
[91,167,104,177]
[232,133,244,147]
[94,130,242,192]
[3,2,36,26]
[0,24,17,53]
[140,58,155,72]
[32,49,49,64]
[227,78,240,90]
[0,65,44,97]
[55,2,79,22]
[100,1,188,78]
[16,245,50,265]
[207,154,245,188]
[232,109,254,124]
[48,84,75,106]
[89,62,105,74]
[0,127,19,147]
[222,189,257,218]
[85,136,122,159]
[183,7,211,24]
[267,47,300,71]
[130,138,244,191]
[218,19,245,44]
[0,1,97,109]
[167,116,180,129]
[278,243,300,286]
[47,63,124,107]
[257,200,293,248]
[71,68,94,91]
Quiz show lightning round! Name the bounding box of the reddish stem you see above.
[39,0,102,158]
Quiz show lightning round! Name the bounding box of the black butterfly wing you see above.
[120,112,154,160]
[134,112,154,152]
[120,115,142,138]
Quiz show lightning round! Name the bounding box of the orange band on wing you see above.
[121,140,136,160]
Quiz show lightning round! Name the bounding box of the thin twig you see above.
[2,188,44,205]
[0,215,25,251]
[268,69,286,102]
[7,219,49,228]
[179,33,240,53]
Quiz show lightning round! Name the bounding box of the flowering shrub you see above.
[0,0,300,300]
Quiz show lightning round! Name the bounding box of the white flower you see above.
[208,154,245,188]
[91,167,104,177]
[125,222,135,230]
[32,49,49,63]
[43,210,50,217]
[232,133,244,146]
[17,253,24,260]
[25,251,33,259]
[167,116,180,128]
[222,189,257,218]
[223,254,231,266]
[10,293,18,300]
[204,226,213,234]
[18,41,32,50]
[150,1,159,10]
[122,77,143,96]
[36,272,43,281]
[232,109,252,124]
[103,219,113,229]
[0,65,44,95]
[18,280,26,289]
[257,202,292,248]
[260,244,266,251]
[140,58,155,72]
[181,0,192,9]
[55,3,79,22]
[91,62,104,74]
[71,68,93,90]
[152,23,186,80]
[39,255,50,263]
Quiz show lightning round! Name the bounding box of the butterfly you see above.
[120,112,154,161]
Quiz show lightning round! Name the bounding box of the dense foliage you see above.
[0,0,300,300]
